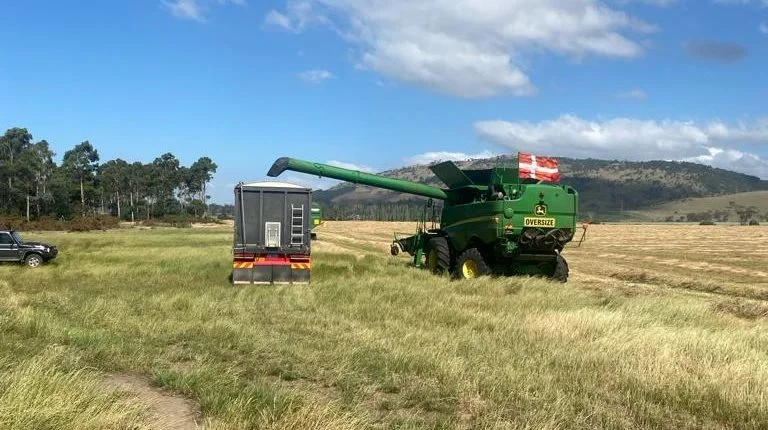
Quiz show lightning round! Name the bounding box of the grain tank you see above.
[231,181,312,284]
[266,157,578,282]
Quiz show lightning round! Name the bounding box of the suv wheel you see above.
[25,253,43,268]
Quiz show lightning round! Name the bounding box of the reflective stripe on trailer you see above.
[233,261,254,269]
[235,256,311,269]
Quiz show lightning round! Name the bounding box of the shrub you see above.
[699,221,715,226]
[139,215,221,229]
[67,216,120,232]
[0,216,119,232]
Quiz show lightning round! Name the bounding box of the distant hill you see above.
[633,191,768,223]
[314,155,768,221]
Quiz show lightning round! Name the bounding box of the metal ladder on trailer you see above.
[291,204,305,246]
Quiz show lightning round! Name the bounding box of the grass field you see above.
[1,222,767,429]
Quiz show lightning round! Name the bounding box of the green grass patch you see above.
[0,227,767,428]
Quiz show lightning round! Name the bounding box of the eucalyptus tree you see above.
[62,141,100,215]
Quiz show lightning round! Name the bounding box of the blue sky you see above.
[2,0,767,204]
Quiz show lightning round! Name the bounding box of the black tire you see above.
[24,253,43,268]
[453,248,491,279]
[426,237,451,275]
[552,254,569,283]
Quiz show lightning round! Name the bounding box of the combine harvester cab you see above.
[266,155,578,282]
[232,181,312,285]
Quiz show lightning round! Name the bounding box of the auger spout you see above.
[267,157,449,201]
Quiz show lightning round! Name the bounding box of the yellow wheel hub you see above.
[462,260,478,279]
[427,249,438,271]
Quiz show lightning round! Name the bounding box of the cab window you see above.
[0,233,14,246]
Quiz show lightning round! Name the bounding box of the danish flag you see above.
[518,152,560,182]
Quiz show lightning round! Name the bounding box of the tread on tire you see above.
[453,248,491,279]
[427,237,451,275]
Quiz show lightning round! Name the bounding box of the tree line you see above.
[318,202,439,222]
[1,127,217,221]
[672,202,766,224]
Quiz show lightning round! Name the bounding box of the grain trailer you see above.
[232,181,312,284]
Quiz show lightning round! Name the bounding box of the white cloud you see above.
[616,89,647,100]
[164,0,205,21]
[760,22,768,34]
[612,0,678,5]
[474,115,768,178]
[683,148,768,176]
[712,0,757,5]
[263,1,328,32]
[264,10,294,30]
[405,150,499,165]
[713,0,768,6]
[163,0,245,22]
[297,69,334,84]
[265,0,657,98]
[279,174,341,190]
[327,160,375,172]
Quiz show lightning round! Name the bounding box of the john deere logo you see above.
[534,204,547,216]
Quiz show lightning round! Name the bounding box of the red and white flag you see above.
[518,152,560,182]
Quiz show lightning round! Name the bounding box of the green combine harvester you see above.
[267,157,578,282]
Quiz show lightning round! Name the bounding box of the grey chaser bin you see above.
[231,181,312,284]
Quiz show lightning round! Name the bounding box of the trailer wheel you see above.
[426,237,450,275]
[453,248,490,279]
[551,254,569,283]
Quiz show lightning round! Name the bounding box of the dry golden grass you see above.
[0,222,766,429]
[566,223,768,301]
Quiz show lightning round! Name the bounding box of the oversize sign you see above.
[524,217,556,227]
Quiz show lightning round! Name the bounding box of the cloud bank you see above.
[265,0,657,98]
[474,115,768,178]
[404,150,499,165]
[327,160,375,172]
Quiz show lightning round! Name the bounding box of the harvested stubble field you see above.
[1,222,767,429]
